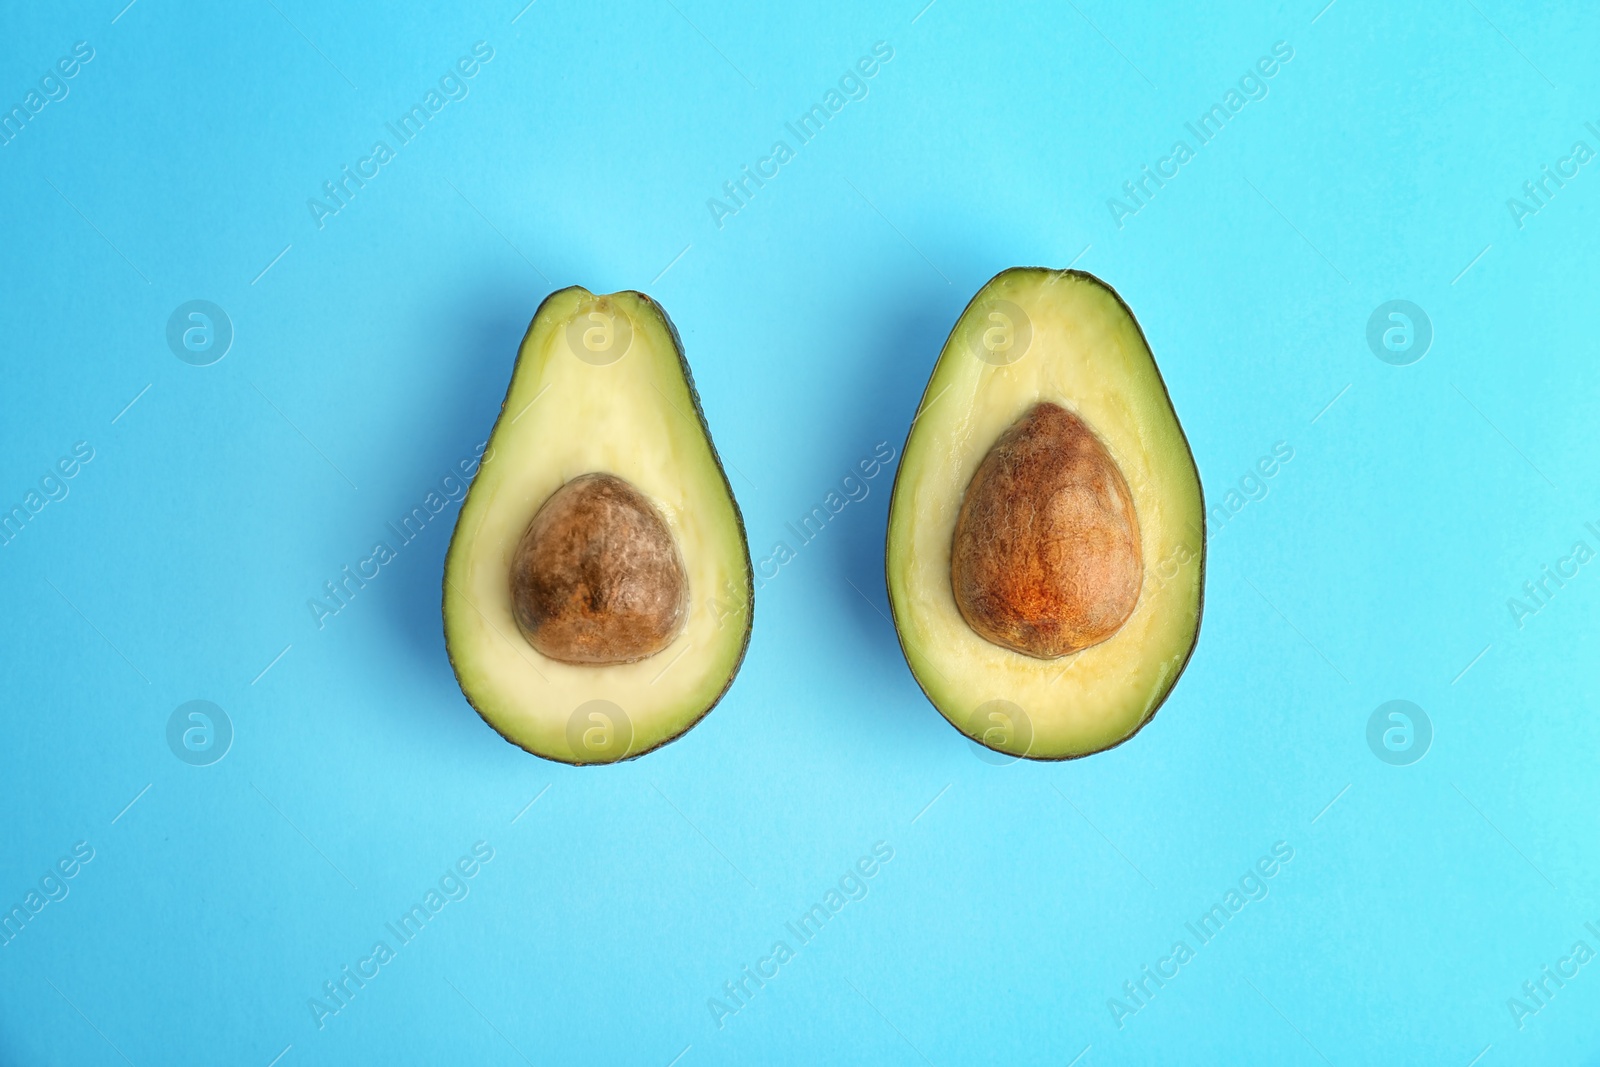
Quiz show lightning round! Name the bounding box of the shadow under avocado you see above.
[830,269,974,687]
[375,270,534,703]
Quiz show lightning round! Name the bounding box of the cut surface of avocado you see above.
[444,287,752,764]
[886,268,1203,760]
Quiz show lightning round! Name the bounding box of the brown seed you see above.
[509,473,688,665]
[951,402,1142,658]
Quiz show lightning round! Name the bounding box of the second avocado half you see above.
[886,268,1204,760]
[443,288,752,765]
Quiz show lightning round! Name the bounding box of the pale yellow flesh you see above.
[444,288,750,763]
[886,269,1203,759]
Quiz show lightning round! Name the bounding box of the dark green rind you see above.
[883,266,1206,762]
[442,285,755,766]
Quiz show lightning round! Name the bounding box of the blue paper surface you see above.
[2,1,1597,1062]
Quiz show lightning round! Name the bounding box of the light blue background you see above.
[2,0,1597,1063]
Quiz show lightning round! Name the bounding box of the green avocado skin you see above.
[442,286,754,765]
[883,266,1206,762]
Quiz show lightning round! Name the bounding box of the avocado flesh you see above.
[886,268,1203,760]
[444,287,752,764]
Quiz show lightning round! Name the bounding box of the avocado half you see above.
[443,287,753,764]
[885,268,1204,760]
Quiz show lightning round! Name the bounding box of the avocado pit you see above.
[951,401,1142,658]
[509,472,687,665]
